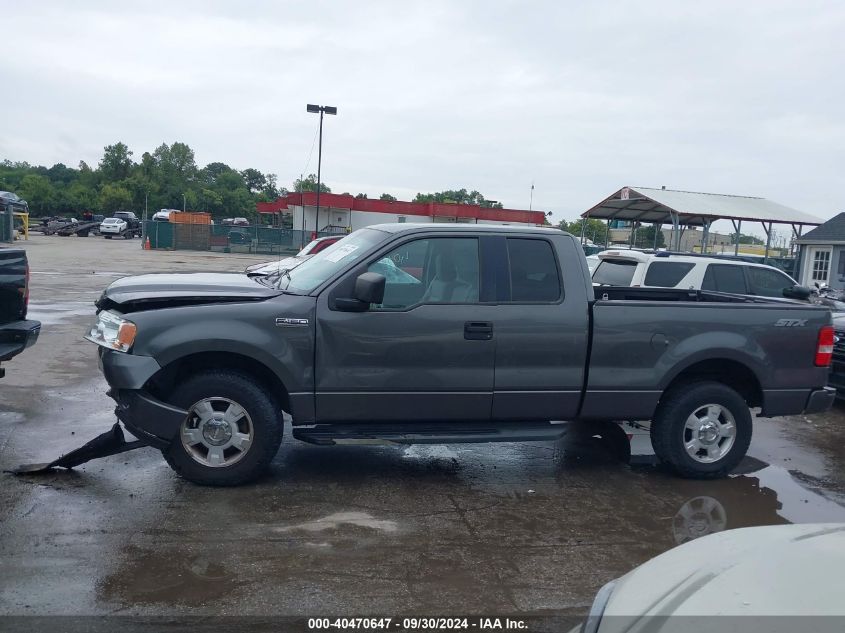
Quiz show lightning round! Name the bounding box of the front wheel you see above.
[650,381,752,479]
[163,370,284,486]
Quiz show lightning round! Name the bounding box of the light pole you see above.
[306,104,337,238]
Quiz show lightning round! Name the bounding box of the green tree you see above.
[379,193,397,201]
[558,218,606,241]
[355,193,368,199]
[98,142,134,181]
[240,168,266,194]
[99,183,133,212]
[293,173,330,193]
[738,234,764,245]
[413,188,503,208]
[262,173,280,199]
[63,182,99,213]
[18,174,55,213]
[634,224,666,249]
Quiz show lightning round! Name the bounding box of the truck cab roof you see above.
[368,222,562,235]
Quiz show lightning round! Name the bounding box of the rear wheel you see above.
[104,235,112,239]
[651,381,752,479]
[163,370,283,486]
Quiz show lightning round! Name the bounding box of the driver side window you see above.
[368,237,480,310]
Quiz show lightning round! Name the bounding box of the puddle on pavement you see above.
[274,511,399,534]
[98,547,235,607]
[27,301,95,325]
[31,271,129,277]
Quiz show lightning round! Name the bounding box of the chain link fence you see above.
[1,205,13,243]
[141,222,343,255]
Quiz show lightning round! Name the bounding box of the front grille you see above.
[834,330,845,362]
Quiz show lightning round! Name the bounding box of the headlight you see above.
[581,580,616,633]
[85,310,137,352]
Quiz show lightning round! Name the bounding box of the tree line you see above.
[0,142,283,221]
[558,218,765,248]
[1,141,516,222]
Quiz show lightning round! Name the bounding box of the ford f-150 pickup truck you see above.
[86,224,835,485]
[0,248,41,378]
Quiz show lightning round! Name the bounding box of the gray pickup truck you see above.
[86,224,835,485]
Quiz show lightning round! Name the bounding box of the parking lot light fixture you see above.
[306,104,338,237]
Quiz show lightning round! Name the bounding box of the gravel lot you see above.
[2,234,845,621]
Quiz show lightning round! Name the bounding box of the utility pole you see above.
[529,182,534,211]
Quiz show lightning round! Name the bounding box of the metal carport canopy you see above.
[581,186,824,227]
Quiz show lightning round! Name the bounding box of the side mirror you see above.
[355,272,385,304]
[783,285,812,301]
[336,272,386,312]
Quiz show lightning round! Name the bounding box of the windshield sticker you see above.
[324,244,360,262]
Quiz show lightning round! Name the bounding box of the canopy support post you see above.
[731,219,742,256]
[653,222,662,251]
[670,211,680,251]
[762,221,773,263]
[701,220,711,254]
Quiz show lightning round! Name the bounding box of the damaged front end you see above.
[6,422,146,475]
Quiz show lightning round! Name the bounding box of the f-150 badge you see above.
[275,317,309,327]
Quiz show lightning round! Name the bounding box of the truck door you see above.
[491,236,590,421]
[314,234,496,422]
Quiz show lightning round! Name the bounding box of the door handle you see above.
[464,321,493,340]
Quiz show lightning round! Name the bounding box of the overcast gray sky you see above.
[2,0,843,233]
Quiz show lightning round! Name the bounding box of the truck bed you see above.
[582,285,832,420]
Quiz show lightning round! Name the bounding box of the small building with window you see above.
[794,212,845,289]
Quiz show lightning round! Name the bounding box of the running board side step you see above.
[292,422,569,446]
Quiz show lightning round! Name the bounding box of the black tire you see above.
[104,235,112,239]
[650,381,752,479]
[163,370,283,486]
[123,232,131,239]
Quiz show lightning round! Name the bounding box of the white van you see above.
[592,250,801,298]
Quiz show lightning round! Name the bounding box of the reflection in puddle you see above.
[673,496,727,544]
[668,465,845,545]
[99,548,234,606]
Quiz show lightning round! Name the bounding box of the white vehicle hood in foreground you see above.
[603,524,845,619]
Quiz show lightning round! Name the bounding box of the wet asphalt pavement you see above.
[2,235,845,618]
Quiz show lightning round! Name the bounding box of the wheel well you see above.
[665,359,762,407]
[147,351,290,413]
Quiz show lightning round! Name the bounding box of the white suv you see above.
[592,250,801,298]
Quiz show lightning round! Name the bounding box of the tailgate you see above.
[0,319,41,362]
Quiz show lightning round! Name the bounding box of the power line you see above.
[301,124,319,178]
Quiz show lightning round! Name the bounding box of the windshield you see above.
[592,258,638,286]
[278,228,388,293]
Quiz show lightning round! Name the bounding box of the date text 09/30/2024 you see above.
[307,617,530,630]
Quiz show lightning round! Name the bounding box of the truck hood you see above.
[96,272,283,313]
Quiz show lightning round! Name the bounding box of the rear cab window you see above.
[643,261,695,287]
[593,258,638,286]
[506,238,561,302]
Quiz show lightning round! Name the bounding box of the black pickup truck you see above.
[0,249,40,378]
[86,224,835,485]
